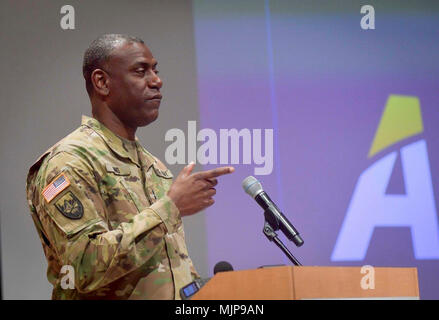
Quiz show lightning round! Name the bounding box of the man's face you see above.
[104,41,163,128]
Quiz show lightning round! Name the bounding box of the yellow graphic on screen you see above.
[368,95,423,158]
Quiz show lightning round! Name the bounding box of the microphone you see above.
[242,176,304,247]
[179,261,234,299]
[213,261,234,274]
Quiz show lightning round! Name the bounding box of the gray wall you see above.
[0,0,207,299]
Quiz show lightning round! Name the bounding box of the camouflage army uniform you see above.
[26,115,199,299]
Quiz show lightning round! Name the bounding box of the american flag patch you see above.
[42,173,70,203]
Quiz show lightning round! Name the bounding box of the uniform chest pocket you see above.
[152,164,173,179]
[105,164,131,176]
[104,164,145,216]
[143,164,174,203]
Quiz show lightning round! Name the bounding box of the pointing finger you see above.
[194,166,235,179]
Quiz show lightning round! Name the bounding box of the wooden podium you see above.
[191,266,419,300]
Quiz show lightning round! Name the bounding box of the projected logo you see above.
[332,95,439,261]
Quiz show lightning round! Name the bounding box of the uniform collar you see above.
[81,115,142,167]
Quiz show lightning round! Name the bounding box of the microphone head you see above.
[213,261,234,275]
[242,176,263,198]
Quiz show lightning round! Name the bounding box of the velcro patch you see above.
[54,191,84,220]
[42,173,70,203]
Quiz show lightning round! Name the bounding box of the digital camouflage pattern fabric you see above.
[26,115,199,299]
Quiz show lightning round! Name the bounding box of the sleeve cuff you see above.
[149,195,181,234]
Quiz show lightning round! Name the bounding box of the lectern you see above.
[192,266,419,300]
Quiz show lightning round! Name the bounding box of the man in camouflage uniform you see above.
[26,34,234,299]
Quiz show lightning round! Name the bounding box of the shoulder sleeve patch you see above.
[42,173,71,203]
[54,191,84,220]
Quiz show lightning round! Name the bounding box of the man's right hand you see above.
[167,163,235,216]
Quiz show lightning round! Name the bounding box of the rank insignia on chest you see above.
[54,191,84,219]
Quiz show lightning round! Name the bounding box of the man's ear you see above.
[91,69,110,96]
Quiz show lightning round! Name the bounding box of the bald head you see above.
[82,34,144,96]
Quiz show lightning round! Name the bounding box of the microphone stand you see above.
[263,210,302,266]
